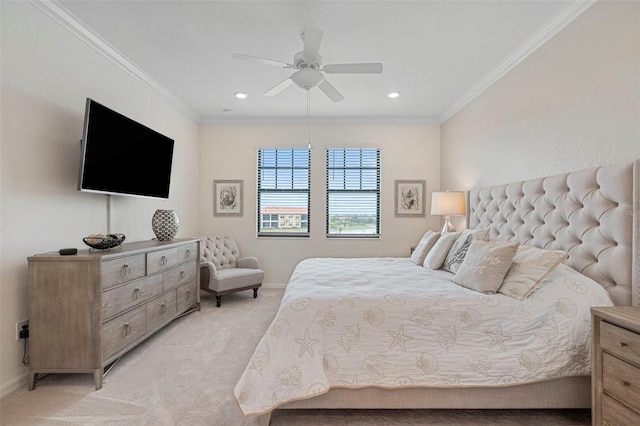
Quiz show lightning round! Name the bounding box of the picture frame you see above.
[395,180,426,217]
[214,180,243,216]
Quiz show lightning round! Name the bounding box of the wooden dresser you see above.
[591,306,640,425]
[27,238,200,390]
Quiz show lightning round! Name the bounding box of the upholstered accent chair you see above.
[199,236,264,307]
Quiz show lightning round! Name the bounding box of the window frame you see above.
[257,148,310,238]
[326,148,381,238]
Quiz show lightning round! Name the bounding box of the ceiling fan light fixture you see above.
[232,26,382,103]
[291,68,324,90]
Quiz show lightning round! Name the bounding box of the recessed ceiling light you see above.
[387,91,400,99]
[234,92,248,99]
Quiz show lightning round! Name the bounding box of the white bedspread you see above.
[234,257,613,416]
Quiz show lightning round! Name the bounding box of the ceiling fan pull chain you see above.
[307,89,311,149]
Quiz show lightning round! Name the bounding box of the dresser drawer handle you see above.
[133,288,142,299]
[619,341,628,347]
[122,264,131,276]
[160,255,168,265]
[185,290,191,300]
[179,270,186,279]
[185,249,192,258]
[160,303,167,314]
[621,381,631,387]
[123,322,131,336]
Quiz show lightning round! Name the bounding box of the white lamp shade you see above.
[431,191,466,216]
[291,68,324,89]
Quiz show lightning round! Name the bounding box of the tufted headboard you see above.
[469,160,639,306]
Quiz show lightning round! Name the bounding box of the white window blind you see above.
[326,148,380,237]
[257,148,310,237]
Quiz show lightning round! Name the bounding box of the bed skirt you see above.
[258,377,590,424]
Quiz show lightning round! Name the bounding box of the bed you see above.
[235,160,639,424]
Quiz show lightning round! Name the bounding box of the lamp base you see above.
[441,216,456,233]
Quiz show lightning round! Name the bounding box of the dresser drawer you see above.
[178,242,198,265]
[603,352,640,409]
[177,280,197,313]
[101,254,146,289]
[163,260,197,291]
[102,305,146,360]
[602,394,640,426]
[102,275,163,319]
[146,291,177,331]
[601,321,640,367]
[147,248,178,275]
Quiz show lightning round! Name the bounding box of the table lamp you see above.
[431,191,466,233]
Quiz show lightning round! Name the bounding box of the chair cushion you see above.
[200,236,240,269]
[209,268,264,292]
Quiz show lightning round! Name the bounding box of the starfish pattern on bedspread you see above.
[388,325,413,352]
[295,329,319,357]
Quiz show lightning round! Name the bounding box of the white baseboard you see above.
[1,373,27,398]
[262,283,287,289]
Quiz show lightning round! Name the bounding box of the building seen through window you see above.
[259,207,309,232]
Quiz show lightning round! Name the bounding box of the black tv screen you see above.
[78,98,174,199]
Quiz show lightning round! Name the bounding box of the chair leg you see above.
[216,296,221,307]
[253,288,259,299]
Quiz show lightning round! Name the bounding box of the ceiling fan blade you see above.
[232,53,293,69]
[302,27,323,63]
[264,77,294,96]
[322,63,383,74]
[318,79,344,103]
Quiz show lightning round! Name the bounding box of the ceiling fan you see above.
[232,27,383,102]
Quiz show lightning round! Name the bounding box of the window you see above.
[326,148,380,237]
[257,148,310,237]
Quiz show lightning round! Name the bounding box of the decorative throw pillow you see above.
[410,231,441,265]
[453,240,519,293]
[442,229,490,273]
[498,245,568,300]
[423,232,461,270]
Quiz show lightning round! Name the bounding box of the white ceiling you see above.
[52,0,591,124]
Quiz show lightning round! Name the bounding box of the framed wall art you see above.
[214,180,243,216]
[395,180,426,217]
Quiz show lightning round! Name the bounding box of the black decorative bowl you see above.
[83,233,126,250]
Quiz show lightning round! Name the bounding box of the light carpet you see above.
[1,289,590,425]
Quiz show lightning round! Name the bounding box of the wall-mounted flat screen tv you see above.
[78,98,174,199]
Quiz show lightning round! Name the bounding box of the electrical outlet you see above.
[16,320,28,341]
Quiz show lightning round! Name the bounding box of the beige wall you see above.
[199,124,441,284]
[441,0,640,233]
[0,2,200,395]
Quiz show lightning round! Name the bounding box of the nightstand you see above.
[591,306,640,425]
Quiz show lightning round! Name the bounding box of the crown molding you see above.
[438,0,597,124]
[30,0,201,122]
[200,116,439,126]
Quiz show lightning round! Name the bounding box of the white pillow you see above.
[498,245,568,300]
[423,232,460,270]
[410,231,441,265]
[453,239,519,293]
[442,229,490,273]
